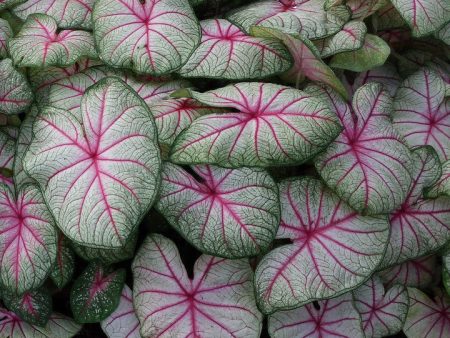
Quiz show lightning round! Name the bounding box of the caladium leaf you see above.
[24,77,161,248]
[268,293,364,338]
[72,230,137,264]
[250,26,348,99]
[312,83,413,215]
[351,62,402,97]
[381,146,450,268]
[70,263,126,323]
[149,98,220,150]
[100,285,140,338]
[390,0,450,37]
[375,3,406,31]
[346,0,388,19]
[330,34,390,72]
[0,0,24,10]
[0,126,16,173]
[393,67,450,161]
[0,59,33,115]
[353,276,409,338]
[427,160,450,198]
[13,0,94,29]
[171,82,341,167]
[2,289,52,326]
[157,163,280,258]
[436,22,450,46]
[0,18,12,58]
[132,234,263,337]
[227,0,350,40]
[254,177,389,314]
[379,255,437,288]
[404,288,450,338]
[50,234,75,289]
[180,19,292,79]
[444,250,450,295]
[9,14,96,68]
[92,0,201,75]
[0,310,81,338]
[0,184,57,294]
[314,21,367,58]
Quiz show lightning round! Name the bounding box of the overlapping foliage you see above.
[0,0,449,337]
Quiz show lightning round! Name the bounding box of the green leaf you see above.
[3,289,52,327]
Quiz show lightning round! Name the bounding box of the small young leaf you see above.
[314,21,367,58]
[390,0,450,37]
[312,83,413,215]
[157,163,280,258]
[93,0,201,75]
[0,309,81,337]
[404,288,450,338]
[132,234,263,337]
[50,234,75,289]
[9,14,96,68]
[427,160,450,198]
[268,293,364,338]
[180,19,292,79]
[24,77,161,248]
[171,82,341,167]
[0,18,12,58]
[70,263,126,323]
[3,289,52,327]
[0,59,33,115]
[255,177,389,314]
[13,0,94,29]
[353,276,409,338]
[379,255,437,288]
[250,26,348,99]
[0,184,57,294]
[330,34,390,72]
[228,0,350,40]
[393,67,450,161]
[100,285,140,338]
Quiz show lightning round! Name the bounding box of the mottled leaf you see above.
[93,0,201,75]
[312,83,413,215]
[171,82,341,167]
[3,289,52,327]
[255,177,389,314]
[50,234,75,289]
[0,59,33,115]
[70,263,125,323]
[24,77,161,248]
[132,234,263,337]
[157,163,279,258]
[9,14,96,68]
[353,276,409,338]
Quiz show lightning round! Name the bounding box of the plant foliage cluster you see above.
[0,0,449,337]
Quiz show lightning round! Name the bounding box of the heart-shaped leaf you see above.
[390,0,450,37]
[379,255,437,288]
[0,18,12,58]
[2,289,52,327]
[157,163,280,258]
[179,19,292,79]
[0,184,57,294]
[24,77,161,248]
[250,26,348,99]
[255,177,389,314]
[404,288,450,338]
[353,276,409,338]
[0,310,81,337]
[13,0,94,29]
[268,293,364,338]
[393,67,450,161]
[381,146,450,268]
[314,21,367,58]
[351,63,402,97]
[50,234,75,289]
[92,0,201,75]
[311,83,413,215]
[330,34,390,72]
[132,234,263,337]
[427,160,450,197]
[228,0,350,40]
[70,263,125,323]
[171,82,341,167]
[9,14,96,68]
[0,59,33,115]
[100,285,140,338]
